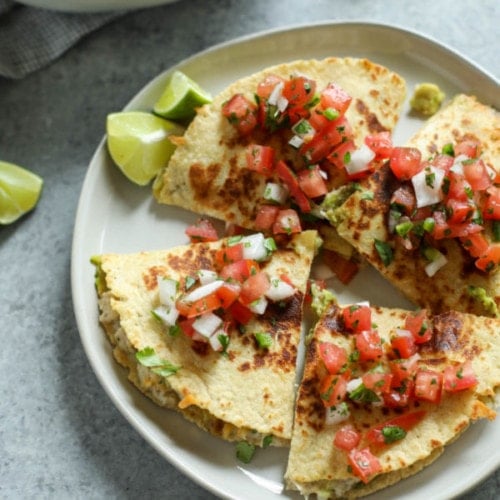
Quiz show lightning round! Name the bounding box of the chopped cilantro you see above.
[264,237,277,254]
[185,276,196,290]
[218,333,230,356]
[349,383,380,403]
[493,221,500,242]
[395,221,413,238]
[136,347,180,377]
[254,332,273,349]
[382,425,407,443]
[442,143,455,156]
[236,441,256,464]
[374,239,393,266]
[168,324,181,336]
[324,107,340,121]
[227,235,243,246]
[425,170,436,188]
[361,190,374,201]
[262,435,273,448]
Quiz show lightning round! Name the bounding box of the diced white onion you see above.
[193,312,223,338]
[346,377,363,394]
[263,182,288,204]
[325,402,350,426]
[198,269,218,285]
[449,154,469,175]
[412,166,446,208]
[318,168,328,180]
[183,280,224,302]
[311,261,336,281]
[288,135,304,149]
[277,96,289,112]
[153,304,179,327]
[209,331,228,351]
[394,328,412,338]
[265,277,295,301]
[158,277,178,306]
[425,251,448,277]
[344,144,375,176]
[249,296,268,314]
[268,81,284,106]
[241,233,268,261]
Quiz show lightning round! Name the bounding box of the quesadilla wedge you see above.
[153,57,406,260]
[93,230,317,446]
[285,302,500,498]
[329,94,500,316]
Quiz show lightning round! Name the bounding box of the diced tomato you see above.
[272,208,302,235]
[446,198,474,224]
[483,186,500,220]
[229,301,253,325]
[454,137,481,158]
[256,74,286,99]
[446,171,472,202]
[391,331,417,359]
[320,83,352,116]
[221,93,258,136]
[475,244,500,272]
[443,361,478,392]
[382,383,414,409]
[334,425,361,451]
[390,185,416,216]
[389,147,423,180]
[246,144,275,177]
[347,448,382,484]
[178,317,196,337]
[216,282,241,309]
[431,211,483,240]
[185,218,219,242]
[215,243,244,268]
[366,411,426,446]
[318,342,348,375]
[463,159,492,191]
[415,369,443,403]
[220,259,259,282]
[239,271,270,305]
[322,249,359,285]
[297,165,328,198]
[460,232,490,258]
[283,75,316,108]
[326,140,356,170]
[389,355,419,386]
[362,372,393,395]
[342,304,371,333]
[365,131,393,160]
[255,204,280,231]
[319,372,348,407]
[431,153,454,172]
[355,330,383,362]
[176,292,222,318]
[275,160,311,212]
[405,310,432,344]
[308,106,329,131]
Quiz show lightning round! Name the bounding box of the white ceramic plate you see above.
[18,0,179,13]
[71,22,499,500]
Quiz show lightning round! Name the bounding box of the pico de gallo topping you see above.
[385,137,499,274]
[221,74,394,237]
[318,303,479,484]
[151,231,297,353]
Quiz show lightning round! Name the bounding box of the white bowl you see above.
[18,0,179,13]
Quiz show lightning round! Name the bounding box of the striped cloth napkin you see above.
[0,0,125,79]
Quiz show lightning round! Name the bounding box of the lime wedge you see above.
[106,111,184,186]
[0,161,43,224]
[153,70,212,121]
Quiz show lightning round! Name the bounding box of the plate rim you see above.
[71,20,499,500]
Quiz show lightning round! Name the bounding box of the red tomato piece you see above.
[220,259,259,283]
[391,332,417,359]
[389,356,419,386]
[318,342,348,375]
[431,211,483,240]
[176,292,222,318]
[319,373,348,407]
[382,385,414,409]
[256,74,286,99]
[297,165,328,198]
[229,301,253,325]
[215,243,244,268]
[390,185,416,216]
[431,153,454,172]
[446,198,474,224]
[347,448,382,484]
[463,159,492,191]
[239,271,270,305]
[366,411,426,446]
[483,186,500,220]
[365,131,393,160]
[460,232,490,258]
[355,330,383,362]
[415,369,443,403]
[405,310,432,344]
[334,425,361,451]
[322,249,360,285]
[178,317,195,337]
[443,361,478,392]
[446,171,472,202]
[389,147,423,180]
[475,244,500,272]
[283,75,316,108]
[255,204,280,231]
[307,105,329,131]
[342,304,372,333]
[216,282,241,309]
[362,372,393,395]
[246,144,275,177]
[275,160,311,213]
[326,139,356,169]
[272,208,302,235]
[221,93,258,136]
[185,218,219,242]
[320,83,352,116]
[454,137,481,158]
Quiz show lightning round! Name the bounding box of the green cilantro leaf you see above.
[136,347,180,377]
[236,441,256,464]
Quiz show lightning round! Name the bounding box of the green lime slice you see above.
[153,70,212,121]
[106,111,184,186]
[0,161,43,224]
